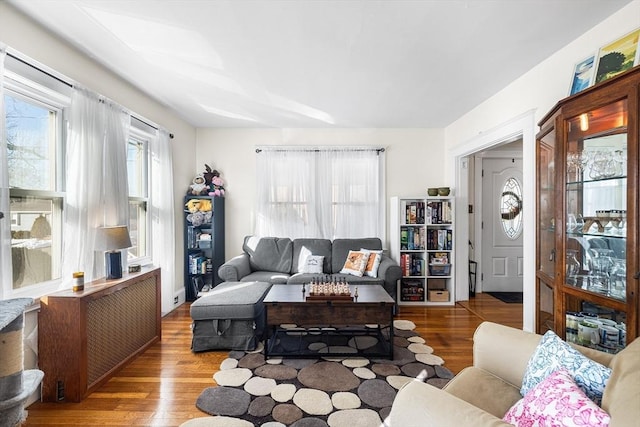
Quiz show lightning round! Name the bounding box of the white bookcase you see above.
[390,196,455,306]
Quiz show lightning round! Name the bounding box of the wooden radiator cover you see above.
[39,267,161,402]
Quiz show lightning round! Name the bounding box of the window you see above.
[126,129,150,262]
[255,147,385,240]
[5,90,65,291]
[500,177,523,240]
[2,53,165,301]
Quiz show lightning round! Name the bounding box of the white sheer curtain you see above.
[0,46,11,298]
[255,147,384,240]
[62,88,130,285]
[150,129,175,313]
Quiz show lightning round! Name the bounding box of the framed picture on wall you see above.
[594,28,640,84]
[569,54,596,95]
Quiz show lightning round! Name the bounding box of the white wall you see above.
[196,128,444,257]
[446,1,640,147]
[0,3,197,313]
[444,0,640,331]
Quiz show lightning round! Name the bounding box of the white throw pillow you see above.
[340,250,370,277]
[361,249,383,278]
[300,255,324,274]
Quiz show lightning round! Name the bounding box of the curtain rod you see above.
[256,147,385,154]
[8,52,72,88]
[7,52,173,139]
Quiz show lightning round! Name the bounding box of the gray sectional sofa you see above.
[218,236,401,303]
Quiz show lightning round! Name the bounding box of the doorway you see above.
[480,155,523,293]
[450,110,535,331]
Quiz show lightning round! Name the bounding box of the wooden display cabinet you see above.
[536,66,640,352]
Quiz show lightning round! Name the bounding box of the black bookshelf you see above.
[183,195,225,301]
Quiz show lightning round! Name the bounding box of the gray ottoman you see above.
[190,281,272,352]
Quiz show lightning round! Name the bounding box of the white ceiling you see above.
[7,0,632,128]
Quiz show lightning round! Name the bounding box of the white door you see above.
[481,158,524,292]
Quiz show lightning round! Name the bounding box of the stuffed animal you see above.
[186,211,212,226]
[185,199,212,213]
[203,164,217,186]
[210,176,225,197]
[188,174,209,195]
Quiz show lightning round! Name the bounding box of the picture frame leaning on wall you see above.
[569,54,596,96]
[594,28,640,85]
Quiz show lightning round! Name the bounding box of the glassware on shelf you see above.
[609,259,627,300]
[566,249,581,279]
[567,151,590,182]
[575,214,585,234]
[589,150,610,179]
[612,150,626,177]
[566,213,577,233]
[588,248,614,294]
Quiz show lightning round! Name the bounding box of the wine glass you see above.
[575,151,590,182]
[567,152,579,182]
[566,213,577,233]
[575,214,585,234]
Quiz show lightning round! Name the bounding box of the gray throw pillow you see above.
[243,236,293,273]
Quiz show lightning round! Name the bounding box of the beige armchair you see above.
[390,321,639,427]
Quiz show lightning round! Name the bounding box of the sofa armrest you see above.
[377,255,401,300]
[473,321,542,389]
[390,380,512,427]
[217,254,252,282]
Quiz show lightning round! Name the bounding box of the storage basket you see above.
[428,263,451,276]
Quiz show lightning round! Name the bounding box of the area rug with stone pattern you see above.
[182,320,453,427]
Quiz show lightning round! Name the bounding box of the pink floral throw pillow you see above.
[504,368,610,427]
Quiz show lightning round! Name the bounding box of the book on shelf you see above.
[400,226,426,250]
[188,252,211,275]
[426,229,453,250]
[426,201,452,224]
[400,228,408,249]
[400,253,425,276]
[401,279,425,301]
[402,201,425,224]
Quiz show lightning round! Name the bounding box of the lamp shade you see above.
[96,225,132,251]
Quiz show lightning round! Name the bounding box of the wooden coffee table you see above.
[263,284,395,359]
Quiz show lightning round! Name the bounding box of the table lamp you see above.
[97,225,132,279]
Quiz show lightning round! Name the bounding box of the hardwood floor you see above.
[23,293,521,426]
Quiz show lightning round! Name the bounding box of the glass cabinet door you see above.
[536,124,556,334]
[564,99,628,352]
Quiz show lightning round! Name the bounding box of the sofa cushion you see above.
[444,366,522,419]
[240,271,290,284]
[332,238,382,273]
[292,239,332,273]
[391,379,513,427]
[504,368,611,427]
[521,330,611,405]
[601,337,640,427]
[243,236,293,274]
[190,281,272,320]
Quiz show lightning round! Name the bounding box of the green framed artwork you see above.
[594,28,640,84]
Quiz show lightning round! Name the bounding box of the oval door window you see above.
[500,177,523,239]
